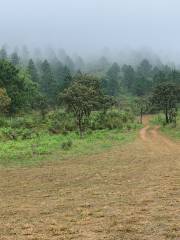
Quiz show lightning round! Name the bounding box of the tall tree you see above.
[28,59,39,83]
[0,60,38,112]
[106,62,120,96]
[10,52,20,66]
[40,60,57,103]
[0,47,8,60]
[121,64,135,91]
[62,66,72,90]
[64,56,75,73]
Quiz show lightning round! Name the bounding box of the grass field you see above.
[0,128,138,167]
[151,113,180,140]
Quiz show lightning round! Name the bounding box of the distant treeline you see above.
[0,45,180,114]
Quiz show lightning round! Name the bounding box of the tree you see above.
[0,60,38,113]
[138,59,152,76]
[17,68,39,110]
[60,74,109,136]
[0,88,11,114]
[74,56,85,71]
[106,62,120,96]
[64,56,75,73]
[28,59,39,83]
[134,97,149,124]
[51,59,64,88]
[21,45,29,65]
[33,95,49,120]
[152,83,180,124]
[40,60,57,104]
[121,64,135,91]
[10,52,20,66]
[61,66,72,90]
[0,47,8,60]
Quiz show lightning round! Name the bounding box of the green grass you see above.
[151,113,180,140]
[0,128,139,167]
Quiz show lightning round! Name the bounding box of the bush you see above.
[48,111,76,134]
[1,127,18,140]
[1,127,35,140]
[89,109,135,131]
[61,139,73,150]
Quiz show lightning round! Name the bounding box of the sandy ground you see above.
[0,119,180,239]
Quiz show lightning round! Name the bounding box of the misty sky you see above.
[0,0,180,56]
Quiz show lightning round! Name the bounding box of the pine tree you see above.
[28,59,39,83]
[106,62,120,96]
[0,47,8,60]
[64,56,75,73]
[62,66,72,90]
[40,60,57,103]
[10,52,20,66]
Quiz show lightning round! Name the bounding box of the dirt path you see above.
[0,121,179,240]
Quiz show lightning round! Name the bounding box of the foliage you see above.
[40,60,57,104]
[106,62,121,96]
[61,139,73,150]
[151,83,180,124]
[48,110,76,134]
[0,88,11,113]
[60,73,113,136]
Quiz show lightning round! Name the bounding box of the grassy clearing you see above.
[0,128,139,167]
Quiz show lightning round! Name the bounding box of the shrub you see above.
[48,110,76,134]
[61,139,73,150]
[89,109,135,131]
[1,127,35,140]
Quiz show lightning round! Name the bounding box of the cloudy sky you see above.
[0,0,180,57]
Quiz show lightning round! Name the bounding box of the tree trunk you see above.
[140,108,143,124]
[165,107,169,124]
[78,117,83,138]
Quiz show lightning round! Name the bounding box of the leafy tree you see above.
[106,62,120,96]
[0,88,11,114]
[152,83,180,124]
[0,60,38,113]
[28,59,39,83]
[60,74,109,136]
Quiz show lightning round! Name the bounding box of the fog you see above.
[1,0,180,63]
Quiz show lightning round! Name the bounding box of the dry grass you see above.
[0,123,180,239]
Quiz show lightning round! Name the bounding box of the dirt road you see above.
[0,123,179,239]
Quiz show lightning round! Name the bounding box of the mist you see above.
[1,0,180,63]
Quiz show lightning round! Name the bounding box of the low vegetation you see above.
[0,110,140,166]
